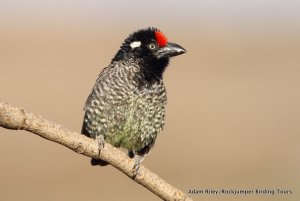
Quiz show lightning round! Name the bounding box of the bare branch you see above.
[0,101,193,201]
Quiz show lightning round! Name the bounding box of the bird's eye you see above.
[149,44,156,49]
[148,42,158,51]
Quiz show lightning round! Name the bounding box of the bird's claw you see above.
[96,135,105,157]
[132,155,144,178]
[132,163,140,178]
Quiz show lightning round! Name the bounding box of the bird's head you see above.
[112,27,186,81]
[113,27,186,65]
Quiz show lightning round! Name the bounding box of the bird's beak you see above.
[155,42,186,59]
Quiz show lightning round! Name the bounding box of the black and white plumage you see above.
[81,27,186,173]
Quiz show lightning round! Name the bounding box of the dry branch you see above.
[0,101,192,201]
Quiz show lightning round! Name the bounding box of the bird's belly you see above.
[105,96,165,151]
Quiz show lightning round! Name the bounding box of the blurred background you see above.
[0,0,299,200]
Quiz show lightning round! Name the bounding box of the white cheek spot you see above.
[130,41,141,49]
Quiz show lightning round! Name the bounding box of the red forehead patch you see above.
[155,31,168,47]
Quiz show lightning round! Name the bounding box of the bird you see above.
[81,27,186,175]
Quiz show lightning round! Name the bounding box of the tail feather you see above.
[91,158,109,166]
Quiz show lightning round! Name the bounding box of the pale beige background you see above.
[0,1,299,201]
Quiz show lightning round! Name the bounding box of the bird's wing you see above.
[81,65,113,137]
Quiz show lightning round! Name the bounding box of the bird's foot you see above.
[96,135,105,157]
[91,135,108,166]
[132,155,144,178]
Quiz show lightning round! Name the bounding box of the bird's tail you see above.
[91,158,109,166]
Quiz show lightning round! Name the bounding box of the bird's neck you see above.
[113,51,169,84]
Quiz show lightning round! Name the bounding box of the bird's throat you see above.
[139,57,169,83]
